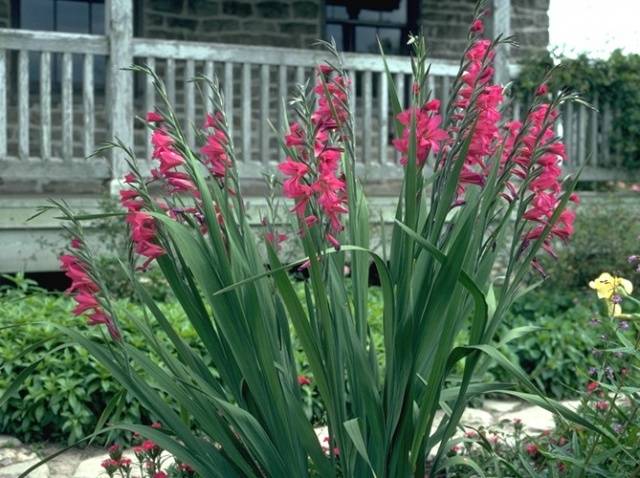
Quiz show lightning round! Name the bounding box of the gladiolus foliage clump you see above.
[30,4,616,478]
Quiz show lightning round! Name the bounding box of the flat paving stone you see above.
[0,437,22,449]
[502,406,556,433]
[0,458,49,478]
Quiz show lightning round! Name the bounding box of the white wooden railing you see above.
[0,27,634,189]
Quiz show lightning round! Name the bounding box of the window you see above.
[325,0,419,55]
[11,0,106,90]
[12,0,105,34]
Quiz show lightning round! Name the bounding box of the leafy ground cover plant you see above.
[448,268,640,477]
[9,4,609,476]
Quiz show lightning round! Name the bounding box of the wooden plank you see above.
[0,50,6,157]
[204,60,214,115]
[362,70,372,164]
[590,95,598,167]
[106,0,134,186]
[348,70,356,127]
[296,65,304,87]
[224,62,233,136]
[602,102,611,166]
[131,37,458,75]
[242,63,251,162]
[395,72,405,108]
[394,73,404,163]
[278,65,287,161]
[40,52,51,160]
[0,158,111,180]
[441,75,451,115]
[513,99,521,122]
[145,57,155,160]
[576,104,586,165]
[83,54,95,158]
[565,102,573,161]
[0,28,108,54]
[185,59,195,146]
[18,50,29,160]
[260,64,270,163]
[166,58,176,105]
[61,52,73,161]
[378,71,388,164]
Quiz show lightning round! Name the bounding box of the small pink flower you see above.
[470,19,484,33]
[535,83,549,96]
[595,400,609,411]
[525,442,539,456]
[297,375,311,386]
[146,111,164,122]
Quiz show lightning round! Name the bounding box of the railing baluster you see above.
[18,50,29,160]
[204,60,214,115]
[185,59,195,146]
[61,52,73,161]
[577,104,586,165]
[348,70,356,128]
[242,63,251,162]
[83,53,94,158]
[40,52,51,160]
[395,72,405,108]
[590,95,598,167]
[602,102,611,166]
[278,65,287,161]
[0,50,6,158]
[428,74,435,99]
[565,102,573,161]
[394,73,405,163]
[362,70,372,164]
[260,64,269,164]
[166,58,176,105]
[513,100,521,122]
[296,66,304,87]
[224,62,233,136]
[379,71,388,164]
[441,75,451,115]
[145,57,155,161]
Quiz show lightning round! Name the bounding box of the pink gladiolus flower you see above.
[201,128,231,179]
[158,150,184,173]
[146,111,164,122]
[470,19,484,33]
[297,375,311,386]
[393,105,448,166]
[535,83,549,96]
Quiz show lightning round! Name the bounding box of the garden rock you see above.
[502,406,555,433]
[482,400,520,414]
[0,438,49,478]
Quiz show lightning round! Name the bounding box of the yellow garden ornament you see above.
[589,272,633,316]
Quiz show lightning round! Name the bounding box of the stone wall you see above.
[420,0,549,60]
[511,0,550,59]
[142,0,322,49]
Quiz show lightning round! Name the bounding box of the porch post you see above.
[106,0,134,195]
[492,0,511,85]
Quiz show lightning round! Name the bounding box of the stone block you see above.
[0,458,48,478]
[502,406,555,433]
[256,1,290,18]
[148,0,185,14]
[166,16,199,30]
[187,0,220,15]
[292,1,319,18]
[202,19,241,32]
[222,1,253,17]
[280,21,317,35]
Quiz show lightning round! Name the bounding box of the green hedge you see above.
[513,50,640,169]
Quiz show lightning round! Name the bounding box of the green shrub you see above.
[0,285,192,445]
[543,199,640,290]
[492,287,600,399]
[513,50,640,169]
